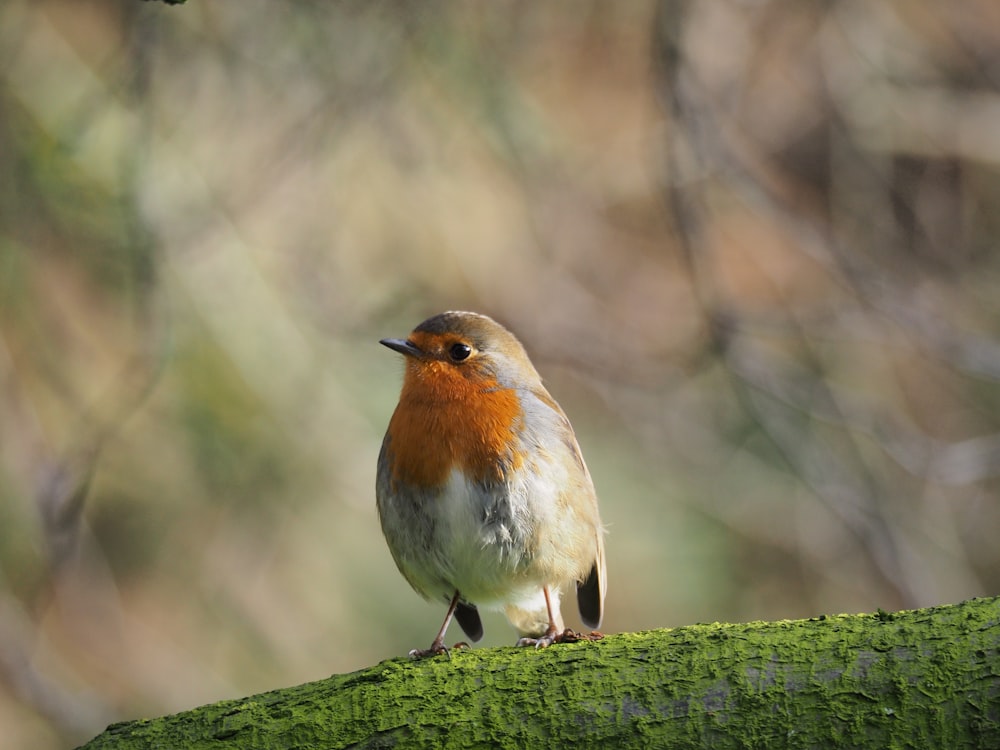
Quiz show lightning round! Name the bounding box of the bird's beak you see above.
[380,338,424,358]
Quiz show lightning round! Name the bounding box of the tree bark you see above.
[78,597,1000,749]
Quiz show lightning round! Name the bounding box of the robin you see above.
[376,311,606,657]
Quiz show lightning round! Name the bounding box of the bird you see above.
[376,310,606,658]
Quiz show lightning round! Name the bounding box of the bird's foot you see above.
[516,627,603,649]
[408,640,470,660]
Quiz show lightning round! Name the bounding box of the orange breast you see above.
[386,359,524,489]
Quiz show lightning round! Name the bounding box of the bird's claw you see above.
[516,627,603,649]
[408,640,470,659]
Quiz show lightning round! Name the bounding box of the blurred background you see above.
[2,0,1000,746]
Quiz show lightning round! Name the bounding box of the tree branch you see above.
[78,597,999,748]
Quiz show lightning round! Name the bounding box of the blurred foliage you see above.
[1,0,999,747]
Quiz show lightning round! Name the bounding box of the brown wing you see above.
[527,383,607,630]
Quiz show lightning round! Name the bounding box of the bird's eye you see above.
[448,342,472,362]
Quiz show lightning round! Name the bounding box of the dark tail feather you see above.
[577,562,603,629]
[455,601,484,642]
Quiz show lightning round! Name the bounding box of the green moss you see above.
[79,598,1000,749]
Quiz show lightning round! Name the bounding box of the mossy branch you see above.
[79,597,999,749]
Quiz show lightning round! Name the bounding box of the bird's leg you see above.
[409,590,467,659]
[516,586,565,649]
